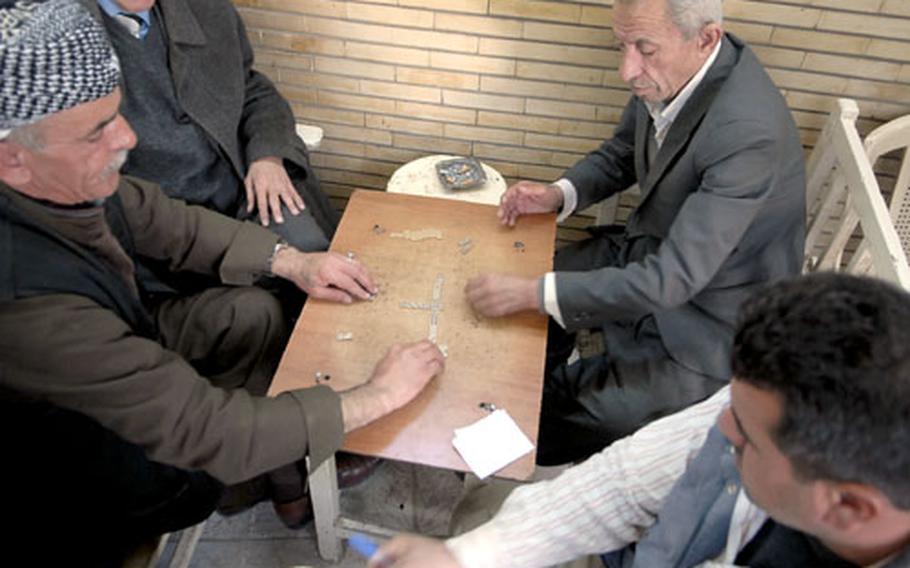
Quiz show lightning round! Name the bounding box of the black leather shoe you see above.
[336,453,383,489]
[216,474,269,516]
[272,492,314,529]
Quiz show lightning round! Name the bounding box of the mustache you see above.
[102,150,129,177]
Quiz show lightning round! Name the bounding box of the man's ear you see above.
[0,141,32,186]
[817,482,881,532]
[698,22,723,54]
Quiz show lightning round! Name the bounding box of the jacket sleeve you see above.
[118,177,279,286]
[555,117,780,328]
[232,5,309,170]
[562,97,639,212]
[0,293,344,484]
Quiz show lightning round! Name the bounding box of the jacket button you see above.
[726,483,738,495]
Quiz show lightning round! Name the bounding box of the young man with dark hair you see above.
[377,272,910,567]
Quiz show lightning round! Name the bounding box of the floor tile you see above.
[188,460,465,567]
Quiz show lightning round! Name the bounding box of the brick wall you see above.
[235,0,910,240]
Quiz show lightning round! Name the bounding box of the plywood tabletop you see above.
[269,190,556,480]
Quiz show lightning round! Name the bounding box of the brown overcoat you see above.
[0,178,343,484]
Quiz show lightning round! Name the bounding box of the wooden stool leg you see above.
[309,456,342,561]
[168,521,206,568]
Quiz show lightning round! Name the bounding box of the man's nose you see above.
[619,49,642,83]
[109,115,137,151]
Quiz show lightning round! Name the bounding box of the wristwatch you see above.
[268,238,290,274]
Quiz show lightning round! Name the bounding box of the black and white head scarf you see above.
[0,0,120,138]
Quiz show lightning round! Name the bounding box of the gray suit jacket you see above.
[558,35,805,379]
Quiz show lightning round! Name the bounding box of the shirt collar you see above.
[96,0,151,39]
[645,39,722,147]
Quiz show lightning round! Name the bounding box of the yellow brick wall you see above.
[235,0,910,240]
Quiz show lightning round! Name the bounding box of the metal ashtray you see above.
[435,157,487,190]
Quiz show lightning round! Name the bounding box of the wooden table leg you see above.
[308,455,342,561]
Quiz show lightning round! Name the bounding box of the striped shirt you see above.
[446,387,763,568]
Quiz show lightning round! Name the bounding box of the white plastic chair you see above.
[803,98,910,288]
[846,111,910,273]
[295,123,324,150]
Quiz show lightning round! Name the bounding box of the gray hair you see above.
[4,122,44,149]
[618,0,723,38]
[667,0,723,37]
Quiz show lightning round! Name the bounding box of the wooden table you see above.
[269,190,556,559]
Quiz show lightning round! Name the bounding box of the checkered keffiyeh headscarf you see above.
[0,0,120,138]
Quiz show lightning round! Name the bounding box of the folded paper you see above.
[452,409,534,479]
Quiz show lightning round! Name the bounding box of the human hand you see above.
[497,180,563,227]
[465,273,540,317]
[270,248,377,303]
[341,341,445,432]
[368,340,445,413]
[368,534,461,568]
[245,156,304,226]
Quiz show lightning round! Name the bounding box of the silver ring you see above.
[346,251,356,262]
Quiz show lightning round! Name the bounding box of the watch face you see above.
[268,240,290,272]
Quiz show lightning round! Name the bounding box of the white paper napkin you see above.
[452,409,534,479]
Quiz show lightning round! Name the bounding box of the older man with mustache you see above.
[0,1,443,563]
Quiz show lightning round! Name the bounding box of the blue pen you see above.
[348,532,379,559]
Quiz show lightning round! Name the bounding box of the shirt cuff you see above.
[553,178,577,223]
[543,272,566,329]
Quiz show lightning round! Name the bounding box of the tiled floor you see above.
[183,460,466,568]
